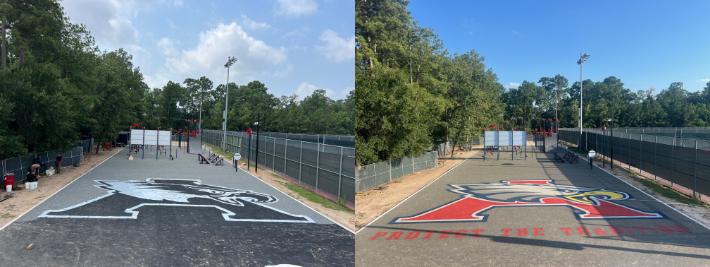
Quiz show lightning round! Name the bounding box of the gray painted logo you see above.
[40,179,314,223]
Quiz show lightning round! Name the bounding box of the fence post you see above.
[273,137,276,170]
[654,136,657,180]
[315,143,321,192]
[694,140,698,198]
[671,137,675,187]
[639,135,642,174]
[338,147,343,200]
[628,135,631,169]
[284,140,288,176]
[389,159,392,182]
[299,141,303,185]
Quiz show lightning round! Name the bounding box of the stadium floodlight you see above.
[577,52,590,148]
[223,56,238,149]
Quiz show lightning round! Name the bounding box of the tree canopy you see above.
[0,0,353,158]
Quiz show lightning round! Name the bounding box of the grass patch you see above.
[282,183,353,213]
[1,213,15,219]
[628,175,708,206]
[205,143,351,212]
[203,143,234,159]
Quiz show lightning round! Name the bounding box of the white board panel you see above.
[484,131,497,146]
[130,130,171,145]
[158,131,171,146]
[498,131,512,146]
[512,131,525,146]
[130,129,143,144]
[144,130,158,144]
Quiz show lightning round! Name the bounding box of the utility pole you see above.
[577,53,590,148]
[223,56,238,149]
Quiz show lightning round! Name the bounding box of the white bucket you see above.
[5,185,11,192]
[25,182,30,189]
[31,182,37,189]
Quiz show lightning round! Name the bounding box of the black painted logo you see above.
[40,179,314,223]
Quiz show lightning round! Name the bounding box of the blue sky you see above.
[62,0,354,100]
[408,0,710,93]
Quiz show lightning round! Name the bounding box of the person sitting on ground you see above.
[55,153,63,174]
[26,170,38,183]
[29,164,39,177]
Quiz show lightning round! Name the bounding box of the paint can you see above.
[25,182,30,189]
[32,182,37,189]
[5,185,11,192]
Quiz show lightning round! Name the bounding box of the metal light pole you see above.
[223,56,238,150]
[577,53,590,148]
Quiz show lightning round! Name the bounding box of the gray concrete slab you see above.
[0,144,354,266]
[356,149,710,266]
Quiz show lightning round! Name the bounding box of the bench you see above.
[198,153,210,164]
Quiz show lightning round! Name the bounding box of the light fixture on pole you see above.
[223,56,238,149]
[577,52,590,149]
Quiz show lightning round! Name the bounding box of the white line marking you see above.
[355,150,479,234]
[575,150,710,231]
[236,162,356,234]
[0,147,123,233]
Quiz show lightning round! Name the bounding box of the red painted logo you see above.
[391,180,664,224]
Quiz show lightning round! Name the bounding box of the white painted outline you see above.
[575,152,710,231]
[38,178,315,224]
[354,149,478,234]
[0,147,124,233]
[234,161,357,234]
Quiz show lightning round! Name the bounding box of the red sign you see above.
[247,128,252,135]
[602,125,606,131]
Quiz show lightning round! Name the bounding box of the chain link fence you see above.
[355,151,438,192]
[559,128,710,197]
[2,145,87,184]
[592,127,710,141]
[201,129,355,205]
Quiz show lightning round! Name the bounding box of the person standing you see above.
[55,153,63,174]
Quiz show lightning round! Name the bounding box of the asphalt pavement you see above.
[0,139,354,267]
[355,147,710,266]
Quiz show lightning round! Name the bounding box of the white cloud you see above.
[296,82,335,100]
[272,65,294,78]
[273,0,318,18]
[700,79,710,82]
[173,0,183,6]
[157,38,180,57]
[341,87,354,96]
[506,83,520,89]
[241,14,271,30]
[61,0,155,47]
[316,29,354,63]
[144,74,170,89]
[285,27,310,39]
[160,22,287,83]
[168,19,177,29]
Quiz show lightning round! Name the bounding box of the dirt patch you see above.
[231,161,357,232]
[354,146,483,229]
[0,147,123,229]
